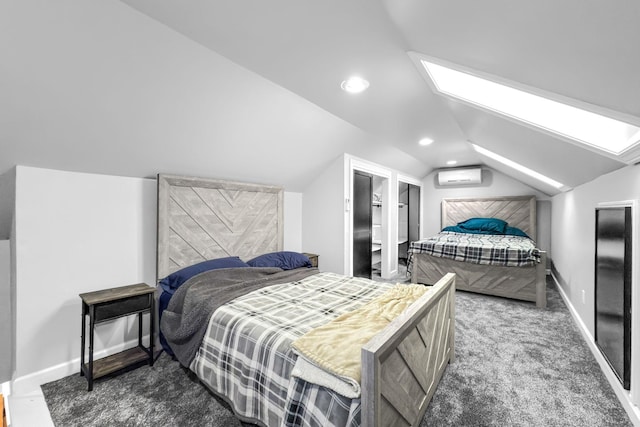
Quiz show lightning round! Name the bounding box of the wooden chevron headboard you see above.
[156,174,284,281]
[441,196,537,239]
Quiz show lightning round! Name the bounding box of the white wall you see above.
[302,155,346,274]
[284,192,303,252]
[0,240,10,383]
[551,163,640,420]
[0,0,427,192]
[9,217,16,388]
[551,164,640,333]
[12,166,157,391]
[422,167,552,259]
[10,166,303,391]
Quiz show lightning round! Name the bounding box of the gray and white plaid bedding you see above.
[191,271,394,427]
[407,231,540,275]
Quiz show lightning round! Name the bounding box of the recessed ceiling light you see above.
[446,160,457,165]
[419,137,434,146]
[341,76,369,93]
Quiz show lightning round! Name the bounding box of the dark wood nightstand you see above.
[79,283,155,391]
[303,252,319,268]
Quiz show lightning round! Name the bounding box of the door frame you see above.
[343,156,423,279]
[397,176,423,268]
[595,200,639,409]
[345,156,392,278]
[594,204,632,389]
[352,170,373,279]
[398,173,423,241]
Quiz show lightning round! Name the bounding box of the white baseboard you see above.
[385,269,399,280]
[10,337,150,396]
[551,273,640,426]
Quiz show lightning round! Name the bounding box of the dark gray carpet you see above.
[42,278,632,426]
[422,278,632,427]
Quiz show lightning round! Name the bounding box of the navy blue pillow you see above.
[158,256,250,294]
[457,217,507,234]
[247,251,312,270]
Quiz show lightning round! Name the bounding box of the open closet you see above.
[397,181,420,276]
[351,165,421,281]
[353,170,374,279]
[353,171,387,279]
[371,176,384,277]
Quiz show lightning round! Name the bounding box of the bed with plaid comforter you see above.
[190,271,395,427]
[407,231,540,275]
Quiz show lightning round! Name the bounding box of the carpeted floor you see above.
[42,278,633,426]
[421,278,631,427]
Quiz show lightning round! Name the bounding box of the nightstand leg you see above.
[137,312,143,347]
[88,305,95,391]
[149,297,155,366]
[80,303,86,376]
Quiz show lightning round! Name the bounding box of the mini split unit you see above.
[437,167,482,186]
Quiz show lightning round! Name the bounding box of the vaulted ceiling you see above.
[2,1,639,195]
[119,0,640,195]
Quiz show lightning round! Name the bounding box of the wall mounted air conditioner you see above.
[437,168,482,186]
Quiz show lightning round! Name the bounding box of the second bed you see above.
[409,196,547,308]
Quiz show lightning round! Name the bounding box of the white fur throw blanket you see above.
[291,283,430,398]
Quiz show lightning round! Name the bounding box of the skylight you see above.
[472,144,570,192]
[421,60,640,157]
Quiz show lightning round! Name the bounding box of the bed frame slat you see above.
[413,195,547,308]
[362,273,456,427]
[157,174,283,281]
[157,174,456,426]
[441,196,536,239]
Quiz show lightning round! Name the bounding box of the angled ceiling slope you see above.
[385,0,639,195]
[118,0,477,171]
[121,0,639,196]
[408,52,633,195]
[6,0,634,195]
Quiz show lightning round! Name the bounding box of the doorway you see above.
[352,170,373,279]
[398,182,420,277]
[371,176,384,278]
[595,205,632,389]
[346,155,421,280]
[352,171,389,280]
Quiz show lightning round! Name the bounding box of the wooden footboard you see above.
[361,273,456,427]
[411,252,547,308]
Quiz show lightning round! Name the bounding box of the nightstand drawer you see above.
[94,294,151,322]
[302,252,318,268]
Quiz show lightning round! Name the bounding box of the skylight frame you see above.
[409,53,640,163]
[472,143,571,192]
